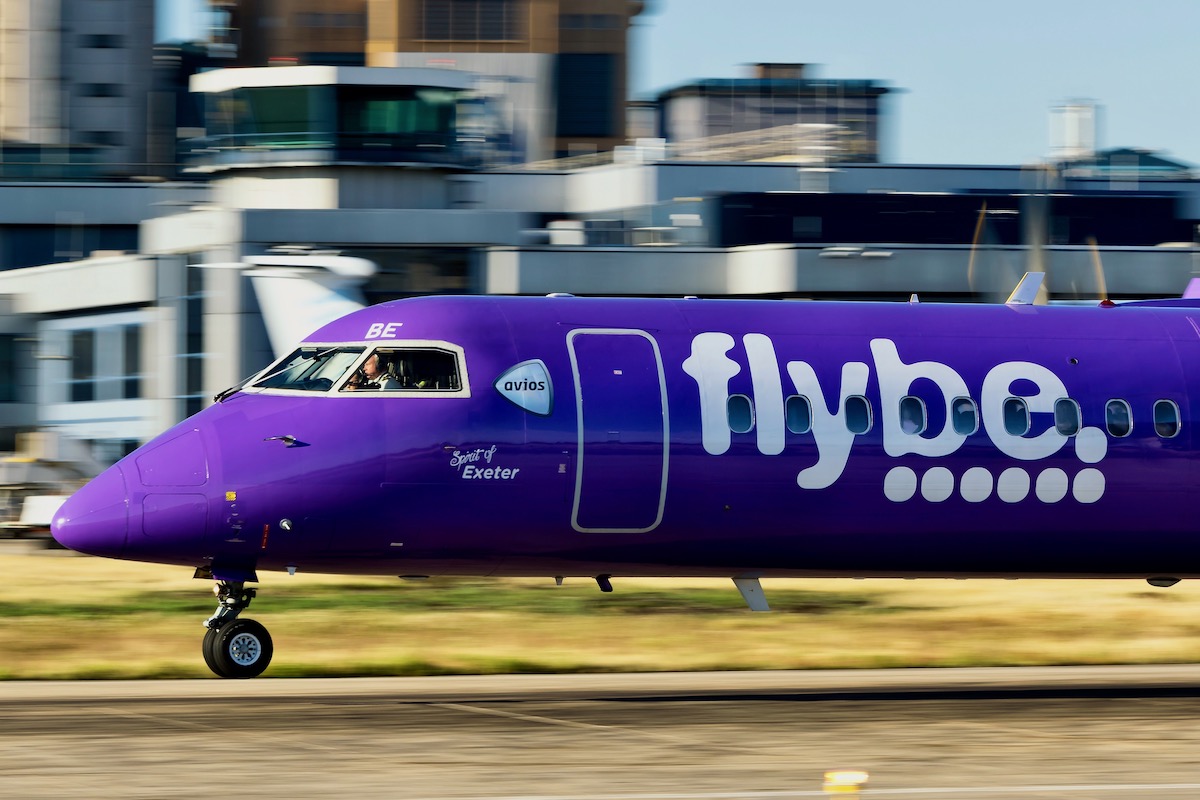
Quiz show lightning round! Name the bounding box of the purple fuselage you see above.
[52,295,1200,581]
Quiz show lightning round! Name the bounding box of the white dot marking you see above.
[1073,468,1105,503]
[884,467,917,502]
[997,468,1030,503]
[1035,468,1069,503]
[1075,427,1107,464]
[960,467,993,503]
[921,467,954,502]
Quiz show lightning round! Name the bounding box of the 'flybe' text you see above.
[682,333,1107,502]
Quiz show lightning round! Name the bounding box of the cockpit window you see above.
[341,348,463,392]
[253,346,365,392]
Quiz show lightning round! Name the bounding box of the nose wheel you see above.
[203,618,273,678]
[202,581,274,678]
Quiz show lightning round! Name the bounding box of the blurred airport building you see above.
[1,0,1200,508]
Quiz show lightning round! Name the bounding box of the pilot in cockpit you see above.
[347,353,400,391]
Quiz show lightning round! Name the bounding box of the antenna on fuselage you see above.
[1085,236,1110,303]
[966,201,987,296]
[1005,272,1046,306]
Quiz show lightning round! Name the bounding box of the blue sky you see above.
[634,0,1200,165]
[159,0,1200,166]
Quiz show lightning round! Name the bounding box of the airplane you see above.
[51,276,1200,677]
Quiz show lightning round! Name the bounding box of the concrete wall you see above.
[0,181,209,225]
[0,254,155,313]
[481,243,1200,299]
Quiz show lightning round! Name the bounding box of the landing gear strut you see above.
[202,581,273,678]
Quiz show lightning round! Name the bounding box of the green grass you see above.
[0,582,887,618]
[4,551,1200,679]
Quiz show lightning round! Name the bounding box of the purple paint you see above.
[48,293,1200,676]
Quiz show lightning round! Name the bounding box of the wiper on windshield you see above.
[250,346,365,392]
[214,349,340,402]
[214,377,250,404]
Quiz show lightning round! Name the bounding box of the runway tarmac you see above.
[4,665,1200,799]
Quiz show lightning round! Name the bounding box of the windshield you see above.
[253,346,365,392]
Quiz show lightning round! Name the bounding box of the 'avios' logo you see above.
[494,360,553,416]
[682,333,1106,504]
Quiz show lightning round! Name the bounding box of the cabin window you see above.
[341,347,464,392]
[845,395,872,435]
[1053,398,1081,436]
[1154,399,1181,438]
[727,394,754,433]
[785,395,812,434]
[899,396,927,435]
[254,346,365,391]
[951,396,979,435]
[1003,397,1030,436]
[1105,399,1132,438]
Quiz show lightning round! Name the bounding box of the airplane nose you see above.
[51,466,129,558]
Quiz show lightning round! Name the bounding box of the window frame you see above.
[1053,397,1082,436]
[727,393,755,434]
[1105,398,1133,438]
[246,340,472,399]
[844,395,873,435]
[785,394,812,435]
[1153,399,1182,439]
[340,345,467,394]
[1003,396,1030,436]
[950,396,979,436]
[899,395,928,436]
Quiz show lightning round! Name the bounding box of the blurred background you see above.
[2,0,1200,538]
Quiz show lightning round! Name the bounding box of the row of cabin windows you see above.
[726,395,1183,439]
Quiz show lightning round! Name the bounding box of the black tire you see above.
[202,626,225,677]
[211,618,273,679]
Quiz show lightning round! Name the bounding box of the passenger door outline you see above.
[567,328,670,533]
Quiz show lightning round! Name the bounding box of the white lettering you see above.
[461,465,520,480]
[744,334,785,456]
[981,362,1068,461]
[685,333,1100,502]
[871,338,969,458]
[788,360,869,490]
[364,321,403,339]
[683,333,741,455]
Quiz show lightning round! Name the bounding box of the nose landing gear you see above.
[202,581,273,678]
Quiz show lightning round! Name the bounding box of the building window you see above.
[419,0,523,41]
[182,261,205,417]
[82,83,122,98]
[70,331,95,402]
[64,325,143,403]
[0,335,15,403]
[81,130,122,146]
[81,34,123,48]
[556,53,616,138]
[561,14,620,29]
[123,326,141,399]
